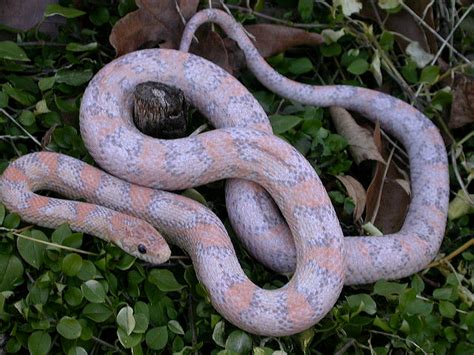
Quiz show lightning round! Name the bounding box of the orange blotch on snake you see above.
[129,184,153,214]
[304,246,345,278]
[224,280,256,314]
[287,288,315,326]
[80,165,102,193]
[76,203,96,224]
[2,166,27,182]
[28,195,50,212]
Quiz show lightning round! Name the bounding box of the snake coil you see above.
[0,10,448,336]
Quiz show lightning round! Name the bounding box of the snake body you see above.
[0,10,448,336]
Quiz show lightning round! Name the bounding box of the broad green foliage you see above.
[0,0,472,354]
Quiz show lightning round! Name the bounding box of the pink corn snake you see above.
[0,9,448,336]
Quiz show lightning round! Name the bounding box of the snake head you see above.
[113,215,171,264]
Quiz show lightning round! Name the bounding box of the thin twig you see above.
[413,4,474,98]
[334,339,356,355]
[451,144,474,205]
[426,238,474,269]
[17,41,67,47]
[0,108,43,148]
[92,336,125,353]
[0,228,99,256]
[0,135,30,140]
[399,2,471,64]
[369,330,428,354]
[217,3,327,29]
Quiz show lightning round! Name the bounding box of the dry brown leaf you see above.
[329,106,385,164]
[189,25,232,73]
[109,0,199,56]
[336,175,367,222]
[449,74,474,129]
[244,24,324,58]
[41,123,58,150]
[365,122,410,233]
[360,0,437,53]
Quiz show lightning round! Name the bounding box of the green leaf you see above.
[373,280,406,297]
[269,115,302,134]
[401,60,418,84]
[439,301,456,318]
[81,280,106,303]
[77,260,97,280]
[117,328,142,349]
[0,41,30,62]
[38,77,55,91]
[379,31,394,51]
[90,7,110,26]
[45,4,86,18]
[55,69,93,86]
[298,0,313,21]
[288,57,313,75]
[3,213,20,228]
[18,110,35,126]
[66,42,98,52]
[225,330,252,354]
[62,253,83,276]
[0,254,23,291]
[419,65,439,84]
[82,303,113,322]
[213,320,226,347]
[321,43,342,57]
[298,327,315,354]
[0,204,5,226]
[405,299,433,316]
[28,331,51,355]
[378,0,401,10]
[411,274,425,293]
[68,347,87,355]
[347,58,369,75]
[168,320,185,335]
[181,188,207,206]
[346,294,377,315]
[146,326,168,350]
[17,230,48,269]
[65,287,83,306]
[117,305,136,335]
[57,316,82,339]
[133,313,149,334]
[2,84,36,106]
[148,269,185,292]
[0,92,8,108]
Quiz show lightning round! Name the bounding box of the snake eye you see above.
[138,244,147,254]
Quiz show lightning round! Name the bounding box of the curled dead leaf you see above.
[336,175,367,221]
[109,0,199,56]
[189,25,232,73]
[365,122,411,233]
[329,106,385,164]
[449,74,474,129]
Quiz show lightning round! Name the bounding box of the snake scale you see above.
[0,10,448,336]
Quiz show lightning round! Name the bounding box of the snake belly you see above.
[179,9,450,284]
[1,49,346,336]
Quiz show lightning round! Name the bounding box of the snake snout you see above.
[129,221,171,264]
